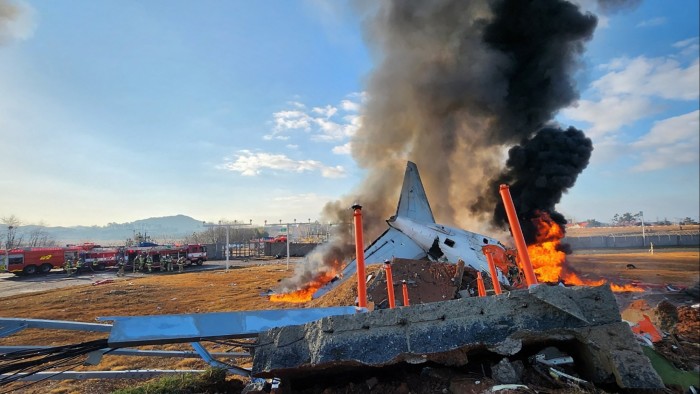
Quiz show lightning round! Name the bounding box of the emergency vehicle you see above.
[1,244,206,275]
[1,246,82,275]
[122,244,207,271]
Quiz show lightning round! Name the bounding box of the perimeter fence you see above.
[564,232,699,249]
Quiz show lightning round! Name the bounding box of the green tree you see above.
[612,212,639,226]
[586,219,603,227]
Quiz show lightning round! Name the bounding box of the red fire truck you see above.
[123,244,207,271]
[1,243,124,275]
[2,246,82,275]
[1,244,206,275]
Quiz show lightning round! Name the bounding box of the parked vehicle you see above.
[0,243,204,275]
[2,246,83,275]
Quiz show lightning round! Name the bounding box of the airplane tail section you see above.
[394,161,435,224]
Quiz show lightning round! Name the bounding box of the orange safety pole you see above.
[477,272,487,297]
[384,260,396,308]
[402,280,410,306]
[483,251,502,295]
[499,184,538,287]
[352,203,367,308]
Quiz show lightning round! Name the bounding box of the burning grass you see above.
[269,270,338,303]
[528,211,644,292]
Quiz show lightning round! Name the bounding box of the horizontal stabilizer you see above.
[312,228,427,299]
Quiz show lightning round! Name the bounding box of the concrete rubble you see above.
[252,284,664,390]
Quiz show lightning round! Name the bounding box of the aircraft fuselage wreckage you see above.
[313,161,511,299]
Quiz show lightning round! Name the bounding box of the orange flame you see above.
[269,270,338,303]
[527,211,642,292]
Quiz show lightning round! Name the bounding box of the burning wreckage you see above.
[0,162,670,392]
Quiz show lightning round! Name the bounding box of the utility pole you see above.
[4,226,13,272]
[203,220,250,271]
[271,221,293,270]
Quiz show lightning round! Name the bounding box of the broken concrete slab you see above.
[528,283,590,323]
[252,285,663,390]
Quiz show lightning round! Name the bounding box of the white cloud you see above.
[594,56,699,101]
[311,105,338,118]
[311,114,361,141]
[273,110,312,132]
[266,93,365,142]
[0,0,36,43]
[565,46,699,141]
[563,95,655,138]
[673,37,700,57]
[332,142,351,155]
[222,150,346,178]
[631,110,700,172]
[286,144,299,150]
[636,17,666,28]
[340,99,360,112]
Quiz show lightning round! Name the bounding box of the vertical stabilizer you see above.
[394,161,435,223]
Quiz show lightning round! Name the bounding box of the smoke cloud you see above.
[487,126,593,244]
[0,0,35,45]
[279,0,607,291]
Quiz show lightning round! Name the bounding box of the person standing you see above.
[64,258,74,276]
[116,257,125,277]
[145,254,153,273]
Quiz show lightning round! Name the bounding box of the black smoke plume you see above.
[278,0,604,292]
[489,126,593,244]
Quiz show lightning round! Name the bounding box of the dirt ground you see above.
[1,250,699,393]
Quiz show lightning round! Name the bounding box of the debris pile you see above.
[676,305,700,343]
[620,296,700,391]
[366,259,465,308]
[308,258,508,311]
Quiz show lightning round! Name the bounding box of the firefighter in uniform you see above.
[145,254,153,273]
[139,253,147,271]
[177,256,185,273]
[64,258,74,276]
[76,254,87,274]
[163,255,173,272]
[116,257,125,277]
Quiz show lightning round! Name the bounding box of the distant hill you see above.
[17,215,206,246]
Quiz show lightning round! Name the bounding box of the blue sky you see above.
[0,0,697,228]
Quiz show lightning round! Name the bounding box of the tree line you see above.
[580,214,699,228]
[2,215,56,249]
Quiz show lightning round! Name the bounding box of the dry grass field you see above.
[0,249,698,393]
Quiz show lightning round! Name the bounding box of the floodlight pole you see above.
[203,221,250,271]
[639,211,646,247]
[226,225,230,269]
[3,226,12,272]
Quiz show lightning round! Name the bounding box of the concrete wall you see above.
[564,233,700,250]
[264,242,318,257]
